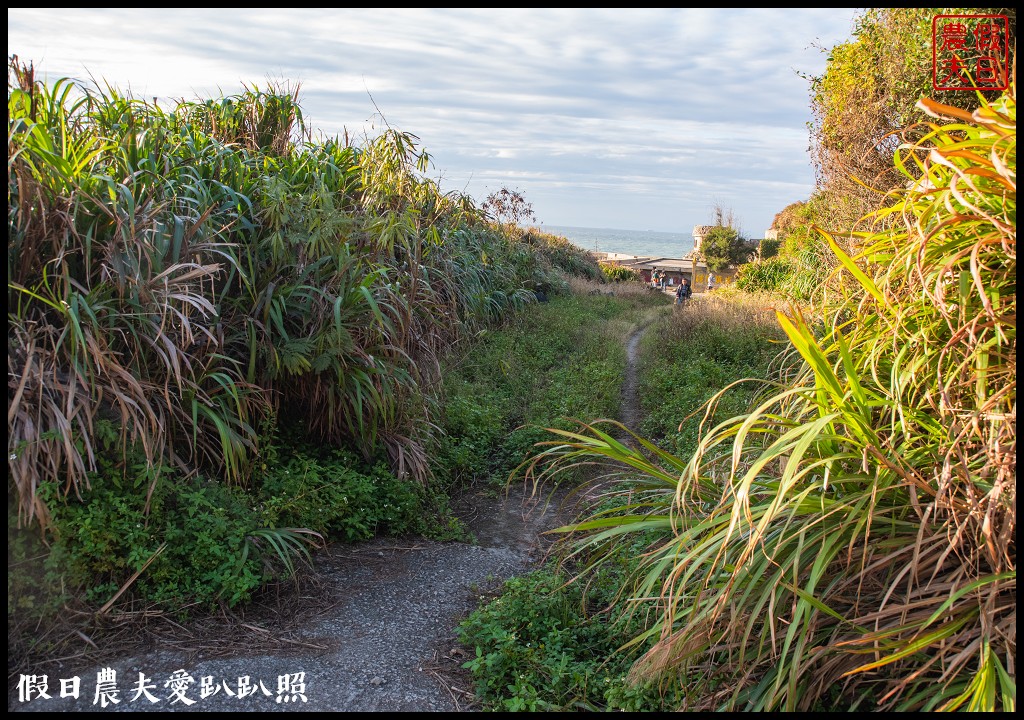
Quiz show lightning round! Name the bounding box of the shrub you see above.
[258,445,430,541]
[758,236,782,258]
[39,464,266,610]
[735,255,796,293]
[599,261,642,283]
[458,568,684,711]
[523,86,1016,711]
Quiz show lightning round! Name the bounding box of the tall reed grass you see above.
[7,57,600,531]
[527,85,1015,711]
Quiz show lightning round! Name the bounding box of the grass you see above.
[433,278,666,490]
[504,86,1015,711]
[7,57,608,662]
[457,290,788,711]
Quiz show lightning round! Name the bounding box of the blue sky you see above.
[8,8,860,236]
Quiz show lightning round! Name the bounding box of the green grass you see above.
[496,87,1016,712]
[433,281,666,489]
[636,292,789,458]
[456,291,785,710]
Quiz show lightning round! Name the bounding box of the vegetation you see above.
[459,566,686,711]
[700,224,753,273]
[6,53,602,633]
[599,261,642,283]
[482,186,537,227]
[735,255,795,294]
[809,7,1015,231]
[508,85,1015,711]
[458,292,785,710]
[435,278,664,490]
[9,11,1016,712]
[757,236,781,259]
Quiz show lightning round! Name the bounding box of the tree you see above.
[701,225,752,274]
[809,7,1016,230]
[482,186,536,226]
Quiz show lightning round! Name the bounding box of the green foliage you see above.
[458,568,685,711]
[258,445,439,541]
[636,294,787,458]
[39,464,267,610]
[700,225,753,274]
[517,227,604,285]
[434,291,660,488]
[757,237,781,259]
[521,87,1016,711]
[10,425,470,620]
[736,255,795,293]
[599,261,641,283]
[756,194,839,302]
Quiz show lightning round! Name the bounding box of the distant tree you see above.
[758,237,782,259]
[701,225,753,274]
[700,203,752,273]
[482,186,536,226]
[712,203,737,230]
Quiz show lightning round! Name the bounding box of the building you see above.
[593,254,733,292]
[591,224,739,292]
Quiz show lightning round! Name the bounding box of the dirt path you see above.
[619,324,646,434]
[9,319,655,714]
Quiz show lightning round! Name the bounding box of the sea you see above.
[539,224,694,260]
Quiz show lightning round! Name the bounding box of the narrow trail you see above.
[10,308,661,714]
[619,323,647,435]
[617,307,665,441]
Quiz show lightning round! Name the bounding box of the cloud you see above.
[8,7,859,233]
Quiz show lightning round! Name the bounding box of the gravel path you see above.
[10,319,653,713]
[9,484,571,713]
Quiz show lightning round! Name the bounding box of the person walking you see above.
[675,277,692,307]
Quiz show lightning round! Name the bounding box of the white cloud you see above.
[7,7,859,233]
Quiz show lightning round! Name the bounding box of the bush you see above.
[700,225,754,273]
[599,261,642,283]
[758,236,782,258]
[39,464,265,610]
[258,445,432,541]
[736,255,795,293]
[458,568,684,711]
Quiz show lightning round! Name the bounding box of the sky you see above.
[8,8,861,236]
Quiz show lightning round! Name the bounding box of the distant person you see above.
[707,273,715,292]
[675,277,692,307]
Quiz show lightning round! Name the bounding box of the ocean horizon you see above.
[538,224,695,260]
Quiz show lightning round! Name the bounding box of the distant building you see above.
[692,225,715,255]
[764,228,779,240]
[591,251,734,292]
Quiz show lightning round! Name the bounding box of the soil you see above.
[9,318,654,714]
